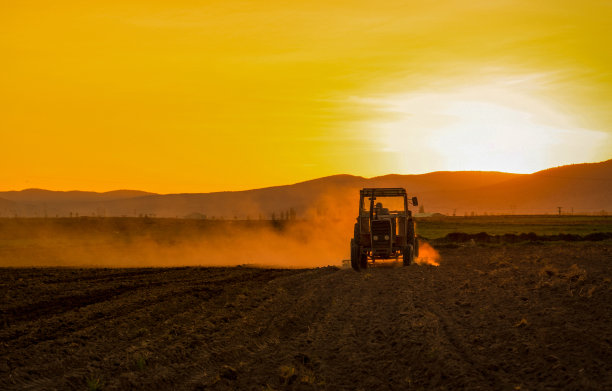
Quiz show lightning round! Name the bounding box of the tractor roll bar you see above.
[360,188,406,197]
[360,188,418,207]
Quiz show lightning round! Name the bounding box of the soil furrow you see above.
[1,242,610,390]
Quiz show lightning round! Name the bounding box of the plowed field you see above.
[1,241,611,390]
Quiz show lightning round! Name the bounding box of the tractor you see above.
[350,188,419,271]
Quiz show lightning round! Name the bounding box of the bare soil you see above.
[1,241,611,390]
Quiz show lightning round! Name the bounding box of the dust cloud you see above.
[415,240,441,266]
[0,222,348,268]
[0,192,354,268]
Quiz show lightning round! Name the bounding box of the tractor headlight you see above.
[373,235,378,241]
[384,235,390,240]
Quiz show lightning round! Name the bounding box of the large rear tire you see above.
[403,244,414,266]
[350,239,360,271]
[359,251,368,270]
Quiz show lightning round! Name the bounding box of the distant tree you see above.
[418,205,425,214]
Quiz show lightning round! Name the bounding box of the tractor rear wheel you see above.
[403,245,414,266]
[359,251,368,270]
[350,239,360,271]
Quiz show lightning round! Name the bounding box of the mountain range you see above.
[1,160,610,218]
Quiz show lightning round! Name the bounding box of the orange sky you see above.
[2,1,611,193]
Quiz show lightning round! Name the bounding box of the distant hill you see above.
[447,161,612,214]
[0,160,610,218]
[0,189,152,203]
[0,197,15,209]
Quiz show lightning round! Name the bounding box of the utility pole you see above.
[557,206,562,216]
